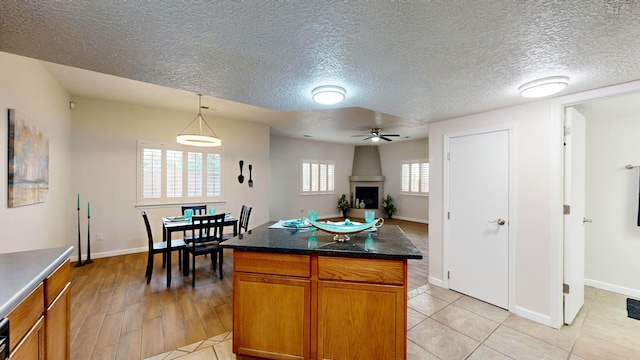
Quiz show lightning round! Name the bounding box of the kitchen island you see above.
[221,221,422,360]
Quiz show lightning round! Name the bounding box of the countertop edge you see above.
[220,243,423,260]
[0,246,74,318]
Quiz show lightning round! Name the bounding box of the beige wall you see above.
[581,106,640,297]
[269,136,354,221]
[0,52,73,253]
[379,138,429,223]
[268,136,430,223]
[70,96,270,258]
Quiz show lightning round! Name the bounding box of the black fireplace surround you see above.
[354,186,379,209]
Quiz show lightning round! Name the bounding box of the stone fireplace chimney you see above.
[348,146,384,218]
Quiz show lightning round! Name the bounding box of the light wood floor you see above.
[69,219,428,359]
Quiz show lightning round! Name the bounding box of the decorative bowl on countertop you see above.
[308,218,384,242]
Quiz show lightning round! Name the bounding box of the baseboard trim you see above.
[70,246,146,262]
[428,276,444,288]
[585,278,640,298]
[514,306,555,328]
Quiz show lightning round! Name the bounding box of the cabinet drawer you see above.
[7,283,44,351]
[318,257,405,285]
[45,259,70,308]
[234,251,310,278]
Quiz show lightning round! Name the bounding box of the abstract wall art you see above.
[8,108,49,207]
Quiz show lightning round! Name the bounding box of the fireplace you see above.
[348,146,385,218]
[355,186,379,209]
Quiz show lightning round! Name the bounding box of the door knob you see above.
[488,219,506,225]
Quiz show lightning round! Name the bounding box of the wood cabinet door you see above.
[45,283,70,360]
[11,316,45,360]
[233,273,311,359]
[318,281,405,360]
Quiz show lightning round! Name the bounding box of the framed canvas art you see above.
[7,108,49,207]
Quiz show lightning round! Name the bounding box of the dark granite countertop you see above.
[0,246,74,318]
[221,221,423,260]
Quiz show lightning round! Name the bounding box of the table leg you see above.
[234,222,238,236]
[165,226,171,287]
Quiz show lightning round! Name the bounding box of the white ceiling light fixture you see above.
[371,135,381,142]
[519,76,569,98]
[177,94,222,147]
[312,85,346,105]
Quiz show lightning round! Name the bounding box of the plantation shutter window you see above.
[301,160,335,194]
[401,160,429,195]
[137,141,224,205]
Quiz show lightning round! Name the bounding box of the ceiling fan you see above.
[352,128,400,142]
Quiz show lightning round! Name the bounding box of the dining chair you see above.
[142,211,186,284]
[181,205,208,242]
[184,213,226,287]
[223,205,252,241]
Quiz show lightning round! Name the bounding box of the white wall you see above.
[269,136,354,220]
[583,110,640,296]
[379,138,429,223]
[429,100,558,326]
[71,96,270,258]
[0,52,72,253]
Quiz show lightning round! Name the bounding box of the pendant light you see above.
[176,94,222,147]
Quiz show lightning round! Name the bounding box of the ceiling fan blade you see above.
[380,136,393,142]
[363,136,373,140]
[380,134,400,137]
[351,134,369,137]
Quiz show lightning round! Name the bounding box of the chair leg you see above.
[192,253,196,287]
[218,249,224,280]
[146,252,154,284]
[162,252,166,268]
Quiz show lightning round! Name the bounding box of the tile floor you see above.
[145,284,640,360]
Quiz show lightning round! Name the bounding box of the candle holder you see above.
[74,205,84,267]
[85,212,93,264]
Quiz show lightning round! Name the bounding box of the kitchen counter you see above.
[221,221,423,260]
[0,246,74,318]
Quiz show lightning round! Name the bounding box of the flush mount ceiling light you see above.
[519,76,569,98]
[312,85,346,105]
[176,94,222,147]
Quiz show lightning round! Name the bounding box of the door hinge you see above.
[447,211,450,220]
[564,205,570,215]
[447,271,450,279]
[447,152,450,160]
[563,283,570,294]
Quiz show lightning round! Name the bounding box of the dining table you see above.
[162,214,238,286]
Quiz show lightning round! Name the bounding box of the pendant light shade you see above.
[176,94,222,147]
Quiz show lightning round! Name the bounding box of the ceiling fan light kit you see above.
[519,76,569,98]
[176,94,222,147]
[312,85,346,105]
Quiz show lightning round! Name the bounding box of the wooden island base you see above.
[232,250,408,360]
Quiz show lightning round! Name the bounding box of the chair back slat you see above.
[141,211,154,247]
[238,205,252,235]
[188,213,225,246]
[182,205,207,216]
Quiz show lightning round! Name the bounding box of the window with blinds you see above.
[301,160,335,194]
[401,160,429,195]
[138,141,224,205]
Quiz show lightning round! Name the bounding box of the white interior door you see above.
[564,106,586,324]
[448,129,510,309]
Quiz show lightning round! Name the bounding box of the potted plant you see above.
[337,194,350,218]
[382,193,397,219]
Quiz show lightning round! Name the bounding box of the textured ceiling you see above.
[2,1,640,144]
